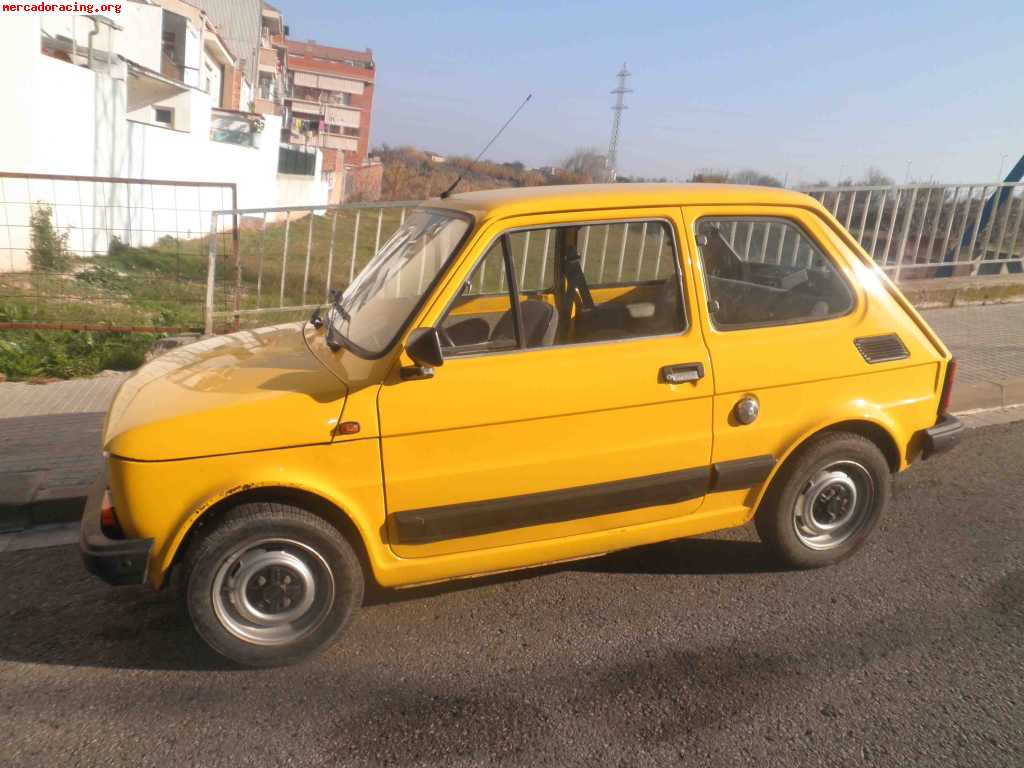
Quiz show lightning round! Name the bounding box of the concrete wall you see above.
[118,3,163,71]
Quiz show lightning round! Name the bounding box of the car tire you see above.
[754,432,891,569]
[182,502,364,667]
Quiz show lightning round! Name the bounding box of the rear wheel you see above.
[182,502,363,667]
[755,432,891,568]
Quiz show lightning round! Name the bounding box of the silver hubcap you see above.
[793,460,874,550]
[212,538,334,646]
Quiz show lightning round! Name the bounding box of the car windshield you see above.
[331,208,471,356]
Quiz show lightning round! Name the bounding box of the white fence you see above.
[205,183,1024,332]
[806,182,1024,279]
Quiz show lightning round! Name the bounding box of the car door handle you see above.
[660,362,705,384]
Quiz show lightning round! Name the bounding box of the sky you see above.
[279,0,1024,185]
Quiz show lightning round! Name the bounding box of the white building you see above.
[0,5,328,271]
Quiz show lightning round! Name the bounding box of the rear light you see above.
[99,490,124,539]
[939,358,957,414]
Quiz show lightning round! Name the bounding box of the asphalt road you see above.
[1,424,1022,768]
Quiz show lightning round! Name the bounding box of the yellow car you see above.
[80,184,962,666]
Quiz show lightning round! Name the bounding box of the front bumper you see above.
[79,473,153,586]
[921,413,964,459]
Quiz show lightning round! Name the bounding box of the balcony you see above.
[286,96,320,115]
[258,47,278,72]
[287,132,358,152]
[253,98,280,116]
[210,109,265,148]
[325,105,360,128]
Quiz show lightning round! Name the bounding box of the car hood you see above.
[104,323,348,461]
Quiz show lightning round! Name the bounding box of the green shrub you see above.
[29,203,74,272]
[0,330,159,380]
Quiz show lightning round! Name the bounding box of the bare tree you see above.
[730,169,784,187]
[690,168,783,186]
[857,167,895,187]
[560,147,608,182]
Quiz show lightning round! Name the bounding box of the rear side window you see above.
[696,217,854,330]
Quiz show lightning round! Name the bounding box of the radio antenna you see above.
[439,93,532,199]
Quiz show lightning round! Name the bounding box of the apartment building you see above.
[187,1,379,200]
[254,3,288,115]
[281,39,376,200]
[189,0,289,116]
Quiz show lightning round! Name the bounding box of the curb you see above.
[948,377,1024,413]
[0,482,89,533]
[903,274,1024,309]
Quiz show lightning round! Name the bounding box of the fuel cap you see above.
[734,395,760,425]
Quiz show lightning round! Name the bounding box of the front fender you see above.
[108,440,387,589]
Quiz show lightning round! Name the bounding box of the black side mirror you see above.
[402,328,443,380]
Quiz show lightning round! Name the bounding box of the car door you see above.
[681,204,878,514]
[377,207,715,559]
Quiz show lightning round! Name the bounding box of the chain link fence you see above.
[0,172,236,333]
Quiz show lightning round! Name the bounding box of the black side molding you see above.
[921,413,963,459]
[392,467,711,545]
[710,455,776,492]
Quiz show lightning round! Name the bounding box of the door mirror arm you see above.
[402,328,444,380]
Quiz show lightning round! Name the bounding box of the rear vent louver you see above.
[854,334,909,363]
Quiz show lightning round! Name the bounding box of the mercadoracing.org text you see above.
[3,3,122,13]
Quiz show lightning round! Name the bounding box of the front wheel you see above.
[182,502,364,667]
[755,432,891,568]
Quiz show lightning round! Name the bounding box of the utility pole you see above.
[606,63,632,182]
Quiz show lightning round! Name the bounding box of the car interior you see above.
[438,224,684,354]
[698,221,854,328]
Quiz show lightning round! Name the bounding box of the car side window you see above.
[438,219,686,356]
[696,217,854,330]
[438,241,520,355]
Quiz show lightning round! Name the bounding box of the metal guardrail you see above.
[206,183,1024,333]
[806,182,1024,279]
[205,201,416,334]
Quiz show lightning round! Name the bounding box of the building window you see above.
[342,126,360,137]
[154,107,174,127]
[278,146,316,176]
[258,73,275,100]
[161,31,176,61]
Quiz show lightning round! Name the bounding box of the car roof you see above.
[428,183,819,220]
